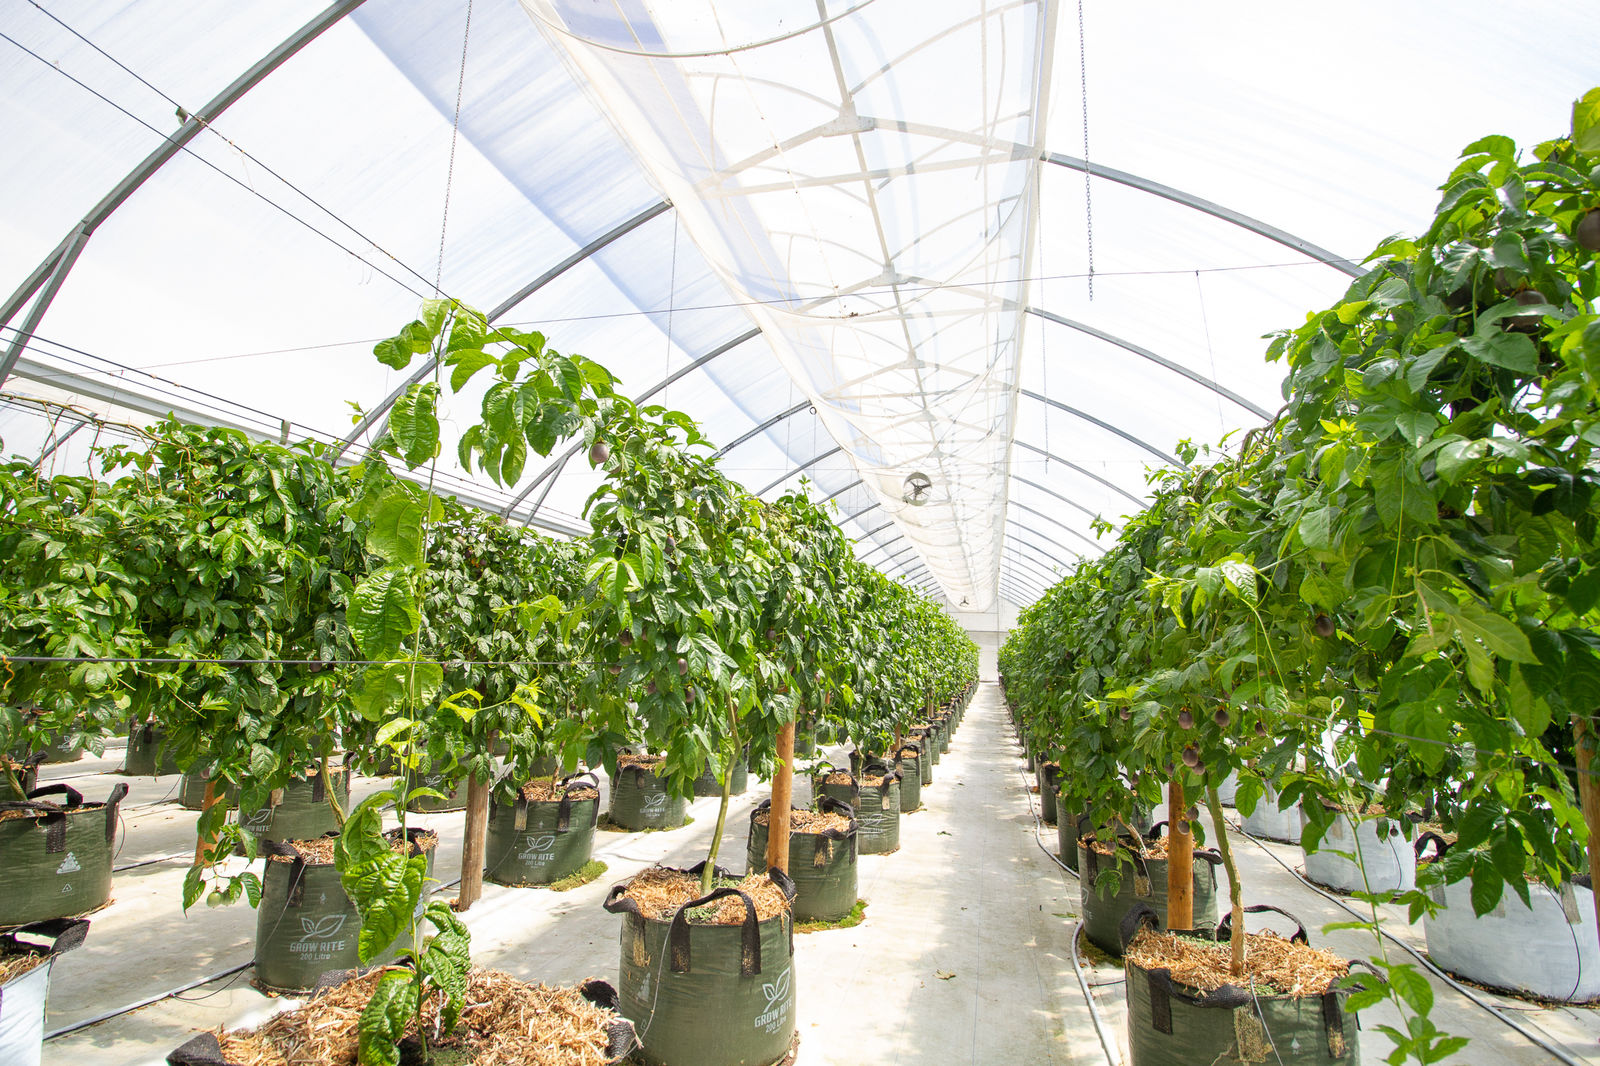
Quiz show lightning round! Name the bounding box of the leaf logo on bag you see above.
[56,852,81,874]
[641,792,668,814]
[761,967,791,1011]
[519,834,558,860]
[298,914,347,942]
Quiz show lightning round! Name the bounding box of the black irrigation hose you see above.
[1227,816,1586,1066]
[44,962,254,1040]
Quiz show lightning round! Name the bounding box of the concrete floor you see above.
[26,684,1600,1064]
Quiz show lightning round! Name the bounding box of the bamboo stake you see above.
[1574,716,1600,939]
[765,721,795,875]
[1167,777,1193,930]
[454,733,495,912]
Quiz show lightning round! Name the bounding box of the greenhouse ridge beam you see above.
[1024,308,1273,421]
[504,326,762,519]
[337,199,675,459]
[0,0,371,387]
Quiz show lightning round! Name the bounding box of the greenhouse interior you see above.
[2,1,1600,1064]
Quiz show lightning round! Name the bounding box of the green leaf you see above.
[385,383,441,469]
[1434,438,1488,484]
[1573,88,1600,154]
[367,490,429,568]
[1297,506,1335,551]
[1469,868,1503,917]
[349,569,419,661]
[182,865,205,912]
[1455,601,1537,663]
[1386,963,1434,1014]
[1461,329,1537,374]
[342,850,425,964]
[448,350,496,393]
[239,872,262,908]
[357,970,419,1066]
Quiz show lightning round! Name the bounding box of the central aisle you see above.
[792,681,1105,1065]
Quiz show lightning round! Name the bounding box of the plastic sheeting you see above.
[3,0,1599,607]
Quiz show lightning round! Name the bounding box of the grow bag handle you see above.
[1414,831,1450,862]
[0,916,90,957]
[1215,904,1309,946]
[1118,902,1161,951]
[103,781,129,845]
[25,782,84,808]
[578,979,641,1064]
[667,885,763,976]
[166,1032,228,1065]
[397,826,435,857]
[558,771,601,830]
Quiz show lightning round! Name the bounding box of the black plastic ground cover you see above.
[605,863,797,1066]
[484,772,600,887]
[0,783,127,927]
[744,797,858,922]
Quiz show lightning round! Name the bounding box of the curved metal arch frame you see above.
[1006,519,1082,572]
[1009,498,1105,552]
[1000,565,1051,599]
[1000,544,1064,592]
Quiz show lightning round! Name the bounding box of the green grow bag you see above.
[1079,823,1220,956]
[692,752,748,798]
[896,743,923,812]
[123,721,178,777]
[253,827,435,994]
[854,763,901,856]
[605,864,797,1066]
[238,767,349,850]
[935,716,951,754]
[745,797,858,922]
[5,754,43,800]
[1057,795,1092,871]
[1037,763,1060,826]
[1123,904,1362,1065]
[609,764,687,831]
[406,770,470,813]
[484,773,600,887]
[811,762,858,810]
[0,783,128,928]
[916,729,934,786]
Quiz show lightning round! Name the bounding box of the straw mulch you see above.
[754,808,851,835]
[821,771,854,786]
[1085,835,1172,860]
[621,866,791,924]
[267,829,438,866]
[215,967,621,1066]
[1126,930,1349,998]
[896,746,920,760]
[616,753,664,772]
[0,801,106,824]
[860,773,891,788]
[0,953,47,985]
[519,781,600,803]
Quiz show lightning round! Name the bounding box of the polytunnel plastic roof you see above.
[2,0,1597,612]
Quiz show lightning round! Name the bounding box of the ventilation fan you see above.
[902,471,932,505]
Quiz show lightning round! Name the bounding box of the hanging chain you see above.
[435,0,475,295]
[1077,0,1094,300]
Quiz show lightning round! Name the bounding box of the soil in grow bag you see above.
[608,755,688,831]
[168,968,638,1066]
[1301,807,1415,897]
[745,798,858,922]
[854,767,902,855]
[1078,826,1220,956]
[605,864,797,1066]
[484,774,602,887]
[1418,834,1600,1001]
[237,766,350,850]
[0,918,89,1066]
[253,827,437,994]
[692,751,748,798]
[1122,905,1361,1065]
[896,743,923,812]
[0,783,128,928]
[123,720,179,777]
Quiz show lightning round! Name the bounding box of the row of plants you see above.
[1001,91,1600,1064]
[0,295,977,1065]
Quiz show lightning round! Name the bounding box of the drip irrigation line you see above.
[112,851,187,873]
[44,961,254,1041]
[1229,817,1587,1066]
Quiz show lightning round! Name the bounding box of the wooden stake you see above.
[765,721,795,875]
[1574,717,1600,939]
[192,778,221,865]
[1166,777,1193,930]
[455,734,495,912]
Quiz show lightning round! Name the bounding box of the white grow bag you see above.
[1214,771,1240,807]
[1301,811,1415,895]
[0,955,55,1066]
[1242,788,1302,843]
[1424,878,1600,1001]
